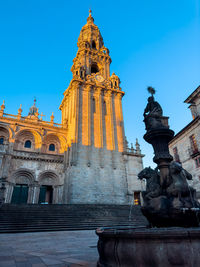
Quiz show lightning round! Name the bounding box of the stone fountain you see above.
[96,87,200,267]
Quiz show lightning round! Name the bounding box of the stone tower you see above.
[60,11,143,204]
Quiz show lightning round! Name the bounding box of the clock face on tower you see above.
[95,74,104,82]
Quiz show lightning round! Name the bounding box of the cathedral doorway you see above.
[38,185,53,204]
[11,184,29,204]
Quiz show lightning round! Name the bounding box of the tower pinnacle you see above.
[87,9,94,24]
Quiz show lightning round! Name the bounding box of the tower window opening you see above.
[76,71,78,75]
[111,82,113,88]
[115,81,117,87]
[104,101,107,115]
[0,137,4,145]
[93,98,96,113]
[24,140,31,148]
[49,143,55,151]
[92,41,96,49]
[91,63,99,74]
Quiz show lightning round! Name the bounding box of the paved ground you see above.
[0,230,99,267]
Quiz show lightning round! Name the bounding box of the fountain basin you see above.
[96,226,200,267]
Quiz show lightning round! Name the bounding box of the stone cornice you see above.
[184,85,200,104]
[169,116,200,144]
[11,150,64,163]
[0,118,68,134]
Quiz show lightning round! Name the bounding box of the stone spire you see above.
[71,10,111,80]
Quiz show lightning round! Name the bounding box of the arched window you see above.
[49,144,55,151]
[0,137,4,145]
[91,63,99,74]
[115,81,117,86]
[92,41,96,49]
[24,140,31,148]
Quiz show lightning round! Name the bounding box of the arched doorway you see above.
[10,169,35,204]
[38,171,59,204]
[38,185,53,204]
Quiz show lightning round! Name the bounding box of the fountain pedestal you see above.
[96,227,200,267]
[144,127,174,188]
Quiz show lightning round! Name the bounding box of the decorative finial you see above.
[17,104,22,119]
[147,86,156,97]
[34,98,36,106]
[87,8,94,23]
[135,138,141,154]
[40,112,45,121]
[50,112,54,124]
[0,100,5,116]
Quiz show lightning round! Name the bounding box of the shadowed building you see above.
[169,85,200,200]
[0,11,144,205]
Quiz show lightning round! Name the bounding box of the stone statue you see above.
[143,87,165,131]
[138,167,161,202]
[167,162,199,209]
[139,161,200,227]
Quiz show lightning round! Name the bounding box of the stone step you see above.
[0,204,147,233]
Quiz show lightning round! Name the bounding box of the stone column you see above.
[33,185,40,204]
[27,184,35,203]
[104,90,115,151]
[114,92,124,152]
[93,88,103,149]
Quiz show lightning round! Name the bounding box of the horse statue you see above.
[166,161,199,208]
[138,167,161,203]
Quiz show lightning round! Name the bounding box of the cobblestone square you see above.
[0,230,98,267]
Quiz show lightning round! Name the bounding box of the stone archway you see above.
[38,171,60,204]
[10,169,35,204]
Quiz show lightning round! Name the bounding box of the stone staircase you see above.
[0,204,147,233]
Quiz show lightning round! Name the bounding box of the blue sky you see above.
[0,0,199,167]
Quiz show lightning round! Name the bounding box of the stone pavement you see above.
[0,230,99,267]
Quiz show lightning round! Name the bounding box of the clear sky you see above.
[0,0,199,167]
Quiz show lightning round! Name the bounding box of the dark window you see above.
[92,41,96,49]
[190,135,198,153]
[49,144,55,151]
[91,63,99,74]
[195,156,200,168]
[0,137,4,145]
[115,81,117,86]
[134,191,141,205]
[173,147,180,163]
[24,140,31,148]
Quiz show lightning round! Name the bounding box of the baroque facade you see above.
[169,85,200,199]
[0,11,144,205]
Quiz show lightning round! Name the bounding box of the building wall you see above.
[169,119,200,197]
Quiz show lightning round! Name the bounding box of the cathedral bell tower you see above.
[60,10,125,152]
[60,11,128,204]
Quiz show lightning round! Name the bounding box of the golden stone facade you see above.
[0,11,144,205]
